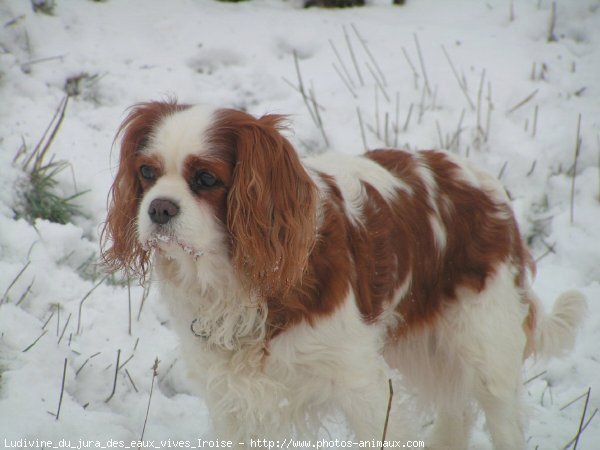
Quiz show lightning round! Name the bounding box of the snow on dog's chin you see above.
[142,233,205,260]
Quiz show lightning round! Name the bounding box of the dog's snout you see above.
[148,198,180,225]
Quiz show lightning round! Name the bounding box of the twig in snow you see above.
[292,51,318,126]
[506,89,538,115]
[401,47,419,90]
[20,55,65,75]
[4,14,26,28]
[374,87,381,139]
[565,408,598,449]
[75,351,101,377]
[418,83,427,124]
[573,387,591,450]
[332,63,357,99]
[105,349,121,403]
[291,52,329,147]
[366,62,390,102]
[563,408,598,450]
[547,1,557,42]
[12,138,28,165]
[308,86,329,147]
[570,114,582,225]
[484,81,493,142]
[281,78,325,111]
[158,358,178,383]
[126,369,139,393]
[524,370,547,385]
[352,24,387,86]
[403,103,414,132]
[118,353,135,372]
[56,303,60,337]
[139,358,160,447]
[22,330,48,353]
[57,313,71,345]
[476,69,486,140]
[560,391,590,411]
[329,39,356,89]
[527,160,537,177]
[532,105,539,138]
[42,310,56,330]
[366,123,379,141]
[356,107,368,150]
[26,241,39,260]
[436,121,444,149]
[441,45,475,110]
[384,112,390,147]
[448,109,466,152]
[1,261,31,305]
[535,240,556,263]
[413,33,431,96]
[55,358,68,421]
[430,84,438,111]
[76,275,107,335]
[15,276,35,306]
[22,96,69,172]
[344,25,363,87]
[541,383,554,407]
[380,379,394,449]
[497,161,508,181]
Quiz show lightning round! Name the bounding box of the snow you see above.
[1,0,599,448]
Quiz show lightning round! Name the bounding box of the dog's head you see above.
[102,101,317,296]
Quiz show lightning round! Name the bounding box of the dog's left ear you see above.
[213,110,317,297]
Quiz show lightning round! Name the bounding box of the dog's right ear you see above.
[211,109,317,298]
[101,101,185,277]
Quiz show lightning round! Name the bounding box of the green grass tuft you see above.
[20,159,87,225]
[14,96,88,225]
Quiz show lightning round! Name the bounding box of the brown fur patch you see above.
[368,150,527,334]
[277,149,531,337]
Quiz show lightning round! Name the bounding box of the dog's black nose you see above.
[148,198,179,225]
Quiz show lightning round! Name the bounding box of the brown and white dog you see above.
[102,101,585,449]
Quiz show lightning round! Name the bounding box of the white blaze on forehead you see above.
[146,104,218,172]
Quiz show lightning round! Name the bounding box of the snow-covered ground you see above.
[1,0,599,448]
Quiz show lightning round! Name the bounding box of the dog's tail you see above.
[524,290,587,359]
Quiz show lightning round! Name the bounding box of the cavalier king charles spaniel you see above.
[102,101,585,449]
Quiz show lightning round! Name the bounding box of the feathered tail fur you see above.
[527,290,587,359]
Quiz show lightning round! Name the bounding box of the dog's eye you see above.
[192,171,218,190]
[140,165,155,181]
